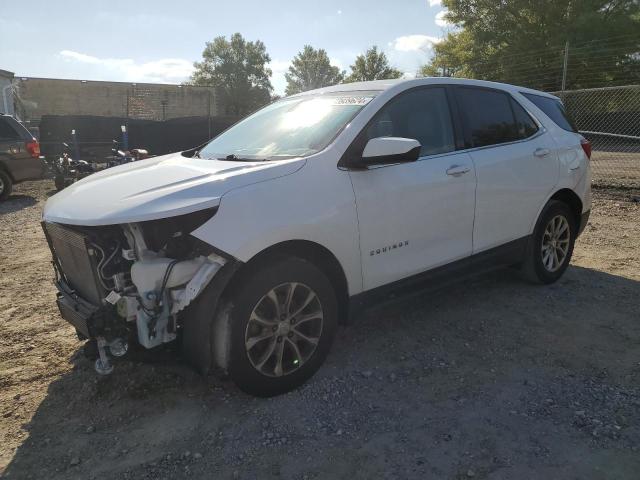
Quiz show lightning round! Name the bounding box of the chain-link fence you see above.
[427,34,640,188]
[555,85,640,187]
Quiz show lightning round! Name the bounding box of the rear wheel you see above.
[227,256,337,397]
[521,200,576,284]
[54,174,67,191]
[0,170,12,201]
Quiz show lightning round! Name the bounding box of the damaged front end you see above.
[42,208,230,375]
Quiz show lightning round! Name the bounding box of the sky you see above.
[0,0,451,95]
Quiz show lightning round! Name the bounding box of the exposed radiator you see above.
[42,222,105,305]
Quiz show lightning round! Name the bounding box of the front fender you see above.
[181,259,242,374]
[190,154,363,295]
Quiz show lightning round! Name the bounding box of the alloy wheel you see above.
[244,282,323,377]
[541,215,570,272]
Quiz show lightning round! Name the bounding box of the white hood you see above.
[43,152,305,226]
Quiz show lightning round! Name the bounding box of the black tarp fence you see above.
[38,114,239,161]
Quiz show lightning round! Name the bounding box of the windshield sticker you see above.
[331,96,373,106]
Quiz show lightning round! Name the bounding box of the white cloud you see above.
[268,59,291,74]
[268,59,291,96]
[330,57,345,70]
[435,10,452,27]
[390,35,442,52]
[58,50,194,83]
[59,50,107,65]
[428,0,442,6]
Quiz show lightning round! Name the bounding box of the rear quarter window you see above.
[521,92,577,132]
[455,87,521,148]
[0,117,33,141]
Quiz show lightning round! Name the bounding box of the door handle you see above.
[446,165,471,177]
[534,148,551,157]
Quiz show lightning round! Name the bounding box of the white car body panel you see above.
[469,133,560,253]
[516,90,591,210]
[516,91,593,233]
[349,150,476,290]
[42,153,305,226]
[191,151,364,294]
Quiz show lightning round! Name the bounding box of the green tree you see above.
[284,46,345,95]
[345,46,403,82]
[190,33,273,115]
[419,29,475,78]
[422,0,640,90]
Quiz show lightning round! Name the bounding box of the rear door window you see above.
[521,92,577,132]
[455,88,520,148]
[0,118,21,141]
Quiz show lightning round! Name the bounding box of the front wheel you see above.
[226,256,337,397]
[521,200,576,284]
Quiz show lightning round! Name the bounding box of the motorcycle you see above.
[47,138,152,191]
[51,142,96,191]
[108,139,150,168]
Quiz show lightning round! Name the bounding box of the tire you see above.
[521,200,576,284]
[226,256,338,397]
[0,170,12,201]
[54,174,66,191]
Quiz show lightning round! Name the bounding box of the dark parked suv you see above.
[0,114,44,201]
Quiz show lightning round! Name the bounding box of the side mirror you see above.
[357,137,421,168]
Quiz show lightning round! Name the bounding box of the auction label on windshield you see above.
[331,96,373,106]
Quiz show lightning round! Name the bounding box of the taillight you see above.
[25,139,40,158]
[580,138,591,160]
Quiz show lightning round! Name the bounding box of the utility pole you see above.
[561,40,569,91]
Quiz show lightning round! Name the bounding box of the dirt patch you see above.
[1,180,639,479]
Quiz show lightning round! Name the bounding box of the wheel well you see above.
[550,189,582,228]
[226,240,350,324]
[0,160,14,182]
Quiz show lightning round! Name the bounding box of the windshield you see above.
[199,92,377,161]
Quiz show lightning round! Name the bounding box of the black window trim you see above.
[0,118,22,141]
[508,96,541,139]
[338,84,463,170]
[452,85,546,152]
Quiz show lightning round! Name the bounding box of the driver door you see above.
[347,86,476,291]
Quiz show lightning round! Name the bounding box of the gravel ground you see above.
[1,180,639,480]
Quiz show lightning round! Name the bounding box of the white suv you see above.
[42,78,591,396]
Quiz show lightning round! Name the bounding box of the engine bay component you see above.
[95,337,114,375]
[108,338,128,357]
[130,254,226,349]
[170,258,225,314]
[43,208,227,374]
